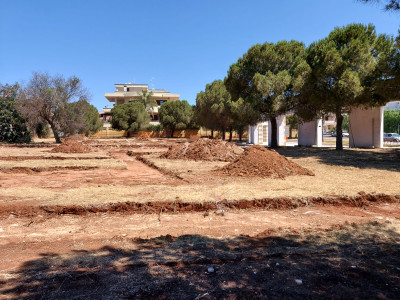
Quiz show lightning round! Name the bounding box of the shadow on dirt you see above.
[277,147,400,172]
[1,222,400,299]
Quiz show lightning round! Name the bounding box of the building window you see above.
[157,100,165,105]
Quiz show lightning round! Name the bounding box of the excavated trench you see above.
[1,193,398,218]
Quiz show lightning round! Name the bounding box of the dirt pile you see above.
[51,140,93,153]
[214,145,314,178]
[160,138,243,162]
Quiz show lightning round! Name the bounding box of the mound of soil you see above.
[160,138,243,162]
[51,140,93,153]
[214,145,314,178]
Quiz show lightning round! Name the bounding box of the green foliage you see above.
[85,103,104,135]
[0,83,31,143]
[146,123,162,132]
[298,24,396,149]
[286,114,298,130]
[286,114,299,138]
[230,98,259,139]
[196,80,234,132]
[138,89,157,119]
[159,100,193,136]
[111,102,149,133]
[359,0,400,11]
[65,100,103,136]
[226,40,310,147]
[16,72,89,143]
[384,110,400,133]
[342,115,349,132]
[35,122,50,138]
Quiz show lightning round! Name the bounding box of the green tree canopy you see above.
[0,83,31,143]
[384,110,400,133]
[297,24,396,150]
[230,98,259,141]
[195,80,234,139]
[286,114,299,139]
[159,100,193,137]
[359,0,400,11]
[111,102,149,133]
[16,72,89,143]
[138,89,158,120]
[225,40,310,147]
[65,100,104,136]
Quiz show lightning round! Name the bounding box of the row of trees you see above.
[0,72,103,143]
[195,80,258,141]
[111,99,198,137]
[196,23,400,150]
[384,110,400,133]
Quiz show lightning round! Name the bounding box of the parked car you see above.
[331,131,349,137]
[384,133,400,142]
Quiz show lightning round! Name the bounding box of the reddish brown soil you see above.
[50,140,93,153]
[136,135,150,141]
[0,151,173,190]
[135,155,186,180]
[214,145,315,178]
[0,166,98,174]
[0,193,398,218]
[0,204,399,299]
[160,138,243,162]
[1,140,400,299]
[0,156,109,161]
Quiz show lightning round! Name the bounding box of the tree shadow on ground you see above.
[277,147,400,172]
[1,222,400,299]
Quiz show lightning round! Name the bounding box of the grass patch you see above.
[0,159,126,171]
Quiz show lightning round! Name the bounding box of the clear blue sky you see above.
[1,0,399,110]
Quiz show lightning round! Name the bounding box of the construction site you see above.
[0,136,399,299]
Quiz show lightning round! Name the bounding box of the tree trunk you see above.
[270,117,278,148]
[229,128,233,142]
[50,123,61,144]
[222,129,226,140]
[239,132,243,142]
[336,111,343,150]
[289,127,293,139]
[210,129,214,139]
[170,128,175,138]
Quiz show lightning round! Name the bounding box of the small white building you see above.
[248,116,287,146]
[298,118,323,147]
[298,101,400,148]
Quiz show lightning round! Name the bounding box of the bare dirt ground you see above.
[0,137,399,299]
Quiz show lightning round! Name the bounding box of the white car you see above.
[384,133,400,142]
[331,132,349,137]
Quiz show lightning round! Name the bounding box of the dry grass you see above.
[0,158,126,171]
[0,143,399,207]
[149,157,228,175]
[2,159,399,206]
[0,147,109,158]
[127,148,168,154]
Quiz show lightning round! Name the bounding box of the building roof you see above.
[114,83,148,86]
